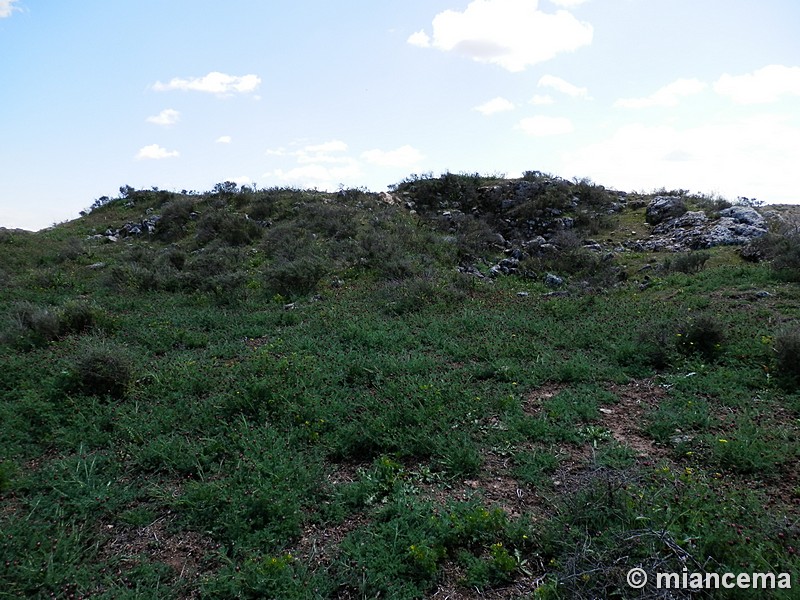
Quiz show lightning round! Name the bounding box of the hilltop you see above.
[1,172,799,599]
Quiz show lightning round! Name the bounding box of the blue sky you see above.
[1,0,799,230]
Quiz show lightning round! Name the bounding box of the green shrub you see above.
[771,233,800,281]
[155,196,196,241]
[662,251,711,274]
[103,263,161,292]
[629,319,674,371]
[2,302,60,350]
[774,326,800,386]
[0,460,17,492]
[677,313,725,361]
[263,255,328,298]
[66,340,133,399]
[58,299,99,335]
[261,221,317,261]
[741,231,800,280]
[196,209,263,247]
[389,171,488,211]
[55,237,85,263]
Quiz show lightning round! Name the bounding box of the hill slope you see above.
[1,173,799,599]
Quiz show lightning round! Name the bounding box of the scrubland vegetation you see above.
[1,173,799,598]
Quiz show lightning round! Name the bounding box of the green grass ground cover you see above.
[1,189,799,598]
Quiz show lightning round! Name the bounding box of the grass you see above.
[1,181,799,598]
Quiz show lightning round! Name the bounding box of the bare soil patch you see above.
[602,378,669,461]
[98,512,219,599]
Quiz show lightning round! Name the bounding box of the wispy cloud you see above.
[538,74,589,98]
[361,145,425,168]
[267,163,362,189]
[474,97,515,115]
[292,140,351,164]
[408,0,593,72]
[0,0,21,18]
[264,140,360,189]
[135,144,179,160]
[153,71,261,95]
[518,115,574,136]
[145,108,180,126]
[615,78,707,108]
[216,136,232,144]
[714,64,800,104]
[264,141,425,189]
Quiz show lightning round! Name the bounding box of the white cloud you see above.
[548,0,588,6]
[562,114,800,202]
[530,94,555,105]
[714,65,800,104]
[407,30,431,48]
[135,144,179,160]
[291,140,351,165]
[0,0,20,18]
[361,145,425,168]
[264,140,363,189]
[216,136,232,144]
[410,0,593,72]
[267,162,362,189]
[474,96,515,115]
[615,78,707,108]
[146,108,180,126]
[230,176,252,186]
[538,74,589,98]
[518,115,574,136]
[153,71,261,95]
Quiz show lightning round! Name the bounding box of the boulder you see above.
[719,206,765,228]
[544,273,564,288]
[646,196,687,225]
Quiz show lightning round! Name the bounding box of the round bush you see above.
[775,326,800,386]
[70,343,132,399]
[677,314,725,361]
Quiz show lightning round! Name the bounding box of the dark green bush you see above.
[774,326,800,386]
[155,197,196,241]
[0,460,18,492]
[261,221,317,261]
[103,263,161,292]
[66,341,133,399]
[2,302,60,350]
[58,299,99,335]
[633,320,673,371]
[296,200,359,240]
[196,209,263,247]
[55,238,85,263]
[677,313,725,361]
[390,171,488,211]
[740,230,800,280]
[771,233,800,281]
[263,255,328,298]
[662,250,710,274]
[246,187,308,222]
